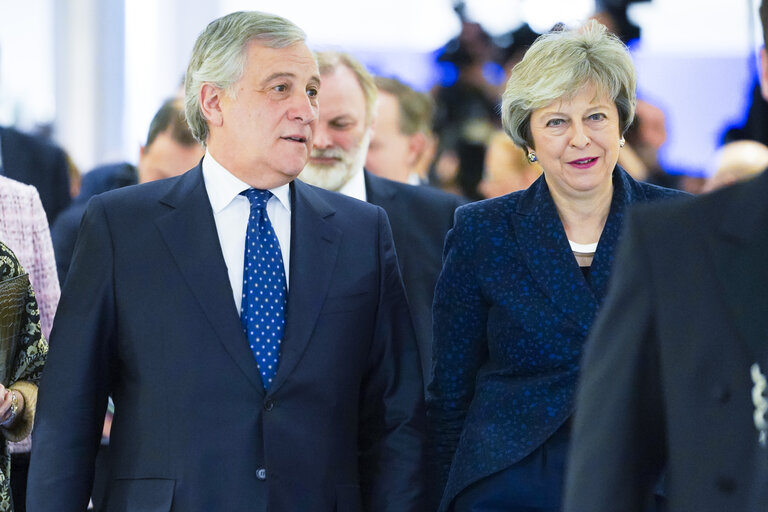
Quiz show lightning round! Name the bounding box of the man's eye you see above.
[273,84,287,92]
[307,87,319,98]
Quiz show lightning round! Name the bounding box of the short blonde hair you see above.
[315,51,377,126]
[501,20,636,150]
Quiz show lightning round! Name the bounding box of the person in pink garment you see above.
[0,174,59,512]
[0,175,59,339]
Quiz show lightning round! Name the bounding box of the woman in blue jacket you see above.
[428,20,685,511]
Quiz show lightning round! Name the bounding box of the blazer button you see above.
[264,398,275,411]
[256,468,267,481]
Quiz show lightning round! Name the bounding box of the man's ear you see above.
[200,83,225,127]
[406,132,427,166]
[760,48,768,102]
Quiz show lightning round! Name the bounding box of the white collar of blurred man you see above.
[365,90,435,185]
[137,128,204,184]
[300,62,372,192]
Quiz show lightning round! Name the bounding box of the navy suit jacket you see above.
[565,169,768,512]
[427,167,685,510]
[0,126,71,223]
[364,171,464,387]
[28,165,426,512]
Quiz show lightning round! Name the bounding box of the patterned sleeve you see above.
[0,240,48,387]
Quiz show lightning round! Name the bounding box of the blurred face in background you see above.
[528,82,621,201]
[366,91,412,182]
[301,64,371,191]
[137,130,204,184]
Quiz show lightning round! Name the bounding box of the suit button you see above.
[264,399,275,411]
[715,476,736,494]
[256,468,267,481]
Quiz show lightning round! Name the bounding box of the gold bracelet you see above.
[0,391,18,428]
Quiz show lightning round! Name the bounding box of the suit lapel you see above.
[268,180,341,392]
[707,171,768,360]
[512,170,641,330]
[513,176,598,331]
[154,166,265,394]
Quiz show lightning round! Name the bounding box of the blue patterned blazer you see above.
[427,166,685,510]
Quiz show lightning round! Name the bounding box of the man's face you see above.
[138,130,204,184]
[207,41,320,188]
[300,64,370,191]
[365,90,413,182]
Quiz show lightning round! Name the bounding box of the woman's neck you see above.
[550,181,613,245]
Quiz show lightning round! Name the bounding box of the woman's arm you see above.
[427,207,490,495]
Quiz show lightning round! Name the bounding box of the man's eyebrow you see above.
[261,72,296,84]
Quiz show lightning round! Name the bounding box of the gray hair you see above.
[184,11,306,144]
[501,20,636,151]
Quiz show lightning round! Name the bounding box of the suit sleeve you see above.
[359,208,427,512]
[27,196,116,512]
[563,210,666,512]
[426,207,489,499]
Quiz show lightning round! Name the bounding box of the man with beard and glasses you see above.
[301,51,465,395]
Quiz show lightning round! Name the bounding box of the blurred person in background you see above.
[702,139,768,192]
[0,125,70,225]
[366,76,437,185]
[479,130,542,198]
[430,4,502,200]
[428,20,685,512]
[302,52,464,399]
[50,98,203,285]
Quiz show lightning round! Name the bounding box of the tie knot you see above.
[241,188,272,211]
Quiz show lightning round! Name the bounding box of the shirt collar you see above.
[202,151,291,213]
[337,166,367,201]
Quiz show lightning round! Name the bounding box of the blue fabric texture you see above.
[427,167,687,511]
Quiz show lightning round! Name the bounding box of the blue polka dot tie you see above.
[240,188,287,390]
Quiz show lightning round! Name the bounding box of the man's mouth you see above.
[282,136,308,143]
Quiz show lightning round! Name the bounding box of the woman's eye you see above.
[546,119,564,127]
[589,113,606,121]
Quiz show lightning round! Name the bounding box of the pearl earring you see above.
[619,137,625,148]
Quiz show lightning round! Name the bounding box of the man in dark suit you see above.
[564,5,768,510]
[300,51,463,389]
[0,125,71,223]
[27,11,425,512]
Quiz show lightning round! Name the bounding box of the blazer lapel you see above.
[707,171,768,360]
[268,180,341,392]
[154,166,265,394]
[512,176,599,331]
[589,169,644,302]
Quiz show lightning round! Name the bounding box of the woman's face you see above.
[528,83,622,200]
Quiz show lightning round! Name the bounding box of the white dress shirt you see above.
[337,166,368,201]
[202,152,291,315]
